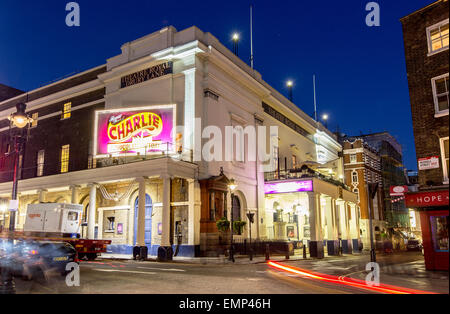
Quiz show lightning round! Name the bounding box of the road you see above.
[12,252,447,294]
[13,259,373,294]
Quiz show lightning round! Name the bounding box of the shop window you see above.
[61,144,70,173]
[432,74,449,116]
[441,137,449,183]
[62,102,72,119]
[427,19,449,55]
[37,150,45,177]
[430,216,449,252]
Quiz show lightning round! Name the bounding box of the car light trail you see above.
[267,261,436,294]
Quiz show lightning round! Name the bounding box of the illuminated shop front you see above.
[264,178,360,258]
[405,189,449,271]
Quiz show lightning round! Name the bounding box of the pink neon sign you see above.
[94,106,175,157]
[264,180,313,194]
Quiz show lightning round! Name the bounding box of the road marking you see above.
[136,267,186,272]
[93,269,157,275]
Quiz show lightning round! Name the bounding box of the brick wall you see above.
[401,0,449,187]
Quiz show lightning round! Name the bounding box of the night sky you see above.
[0,0,437,170]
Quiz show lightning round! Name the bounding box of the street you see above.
[13,252,448,294]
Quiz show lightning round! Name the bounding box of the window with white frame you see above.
[352,171,358,183]
[350,154,357,164]
[37,150,45,177]
[427,19,449,55]
[353,188,360,202]
[440,137,449,183]
[432,74,449,116]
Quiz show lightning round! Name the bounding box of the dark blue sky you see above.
[0,0,436,170]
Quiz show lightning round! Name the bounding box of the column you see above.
[326,197,339,255]
[38,189,47,203]
[97,209,103,240]
[342,201,353,254]
[87,184,97,239]
[158,175,172,261]
[70,185,80,204]
[308,192,324,258]
[187,179,201,248]
[136,178,146,247]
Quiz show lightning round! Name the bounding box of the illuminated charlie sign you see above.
[264,180,313,194]
[94,105,175,157]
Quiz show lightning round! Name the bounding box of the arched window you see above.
[232,195,241,221]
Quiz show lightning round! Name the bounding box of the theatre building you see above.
[0,26,358,259]
[401,0,449,270]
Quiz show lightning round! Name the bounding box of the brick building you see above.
[340,137,385,250]
[401,0,449,271]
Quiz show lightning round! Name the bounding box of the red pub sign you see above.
[405,190,449,208]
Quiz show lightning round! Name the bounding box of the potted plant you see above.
[216,217,230,232]
[233,220,247,235]
[217,217,230,245]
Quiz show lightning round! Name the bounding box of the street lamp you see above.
[286,80,293,102]
[232,33,240,56]
[228,178,237,262]
[322,113,329,128]
[246,211,255,261]
[1,103,33,294]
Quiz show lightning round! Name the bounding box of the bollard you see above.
[265,244,270,261]
[303,243,307,259]
[285,244,290,260]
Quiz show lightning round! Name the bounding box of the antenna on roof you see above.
[250,4,254,69]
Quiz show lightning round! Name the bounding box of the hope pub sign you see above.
[121,61,173,88]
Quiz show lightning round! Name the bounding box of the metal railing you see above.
[0,142,194,183]
[264,168,350,191]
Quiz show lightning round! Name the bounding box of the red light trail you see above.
[267,261,437,294]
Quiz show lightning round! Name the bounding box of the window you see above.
[352,171,358,183]
[61,145,70,173]
[353,188,359,202]
[292,155,297,168]
[37,150,45,177]
[432,74,449,116]
[67,211,79,221]
[430,216,449,252]
[440,137,449,183]
[350,154,357,164]
[31,112,38,128]
[62,102,72,119]
[427,19,449,55]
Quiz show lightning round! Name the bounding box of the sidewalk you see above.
[97,252,355,264]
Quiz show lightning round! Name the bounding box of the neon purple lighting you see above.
[264,180,313,194]
[95,106,174,156]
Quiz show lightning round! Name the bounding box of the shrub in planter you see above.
[233,220,247,234]
[216,217,230,232]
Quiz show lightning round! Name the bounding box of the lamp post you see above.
[322,114,329,128]
[246,212,255,261]
[286,80,293,102]
[232,33,239,56]
[228,178,237,262]
[1,103,33,295]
